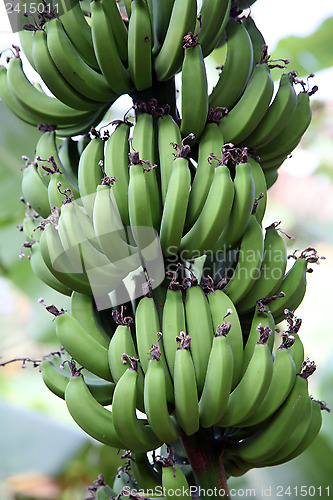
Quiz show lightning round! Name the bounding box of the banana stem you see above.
[180,428,230,499]
[130,75,179,123]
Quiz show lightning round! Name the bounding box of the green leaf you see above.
[271,17,333,79]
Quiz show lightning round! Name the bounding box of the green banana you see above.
[242,16,266,68]
[222,215,264,304]
[31,29,99,112]
[258,392,313,466]
[198,318,234,427]
[181,162,235,259]
[256,90,313,161]
[127,0,153,91]
[185,122,224,229]
[101,0,129,64]
[159,155,191,258]
[65,374,126,449]
[112,359,163,452]
[108,320,145,413]
[162,283,186,377]
[30,242,71,296]
[212,160,255,251]
[237,221,287,314]
[0,65,40,126]
[77,135,104,217]
[267,252,310,324]
[55,311,113,381]
[154,0,197,81]
[238,333,297,427]
[104,121,132,226]
[131,112,161,230]
[245,72,297,148]
[157,113,182,204]
[144,345,180,444]
[90,0,133,96]
[226,361,315,463]
[46,18,116,103]
[21,162,51,218]
[173,332,200,436]
[207,287,244,388]
[241,307,275,378]
[161,462,191,499]
[197,0,231,57]
[217,327,273,427]
[247,155,267,223]
[208,17,253,111]
[151,0,175,55]
[135,296,174,402]
[180,33,208,142]
[93,183,140,273]
[70,292,109,348]
[268,398,326,466]
[57,0,100,69]
[57,137,79,187]
[41,356,115,405]
[219,62,274,144]
[184,284,215,394]
[6,56,95,127]
[39,222,92,295]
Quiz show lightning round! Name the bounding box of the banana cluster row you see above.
[1,0,315,183]
[21,115,268,291]
[39,279,325,472]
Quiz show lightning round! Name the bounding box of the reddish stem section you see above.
[180,429,230,499]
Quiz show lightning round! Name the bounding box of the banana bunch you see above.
[7,0,327,490]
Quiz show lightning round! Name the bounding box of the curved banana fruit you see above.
[222,215,264,304]
[162,285,186,377]
[238,334,297,427]
[184,284,214,395]
[245,72,297,149]
[127,0,153,91]
[180,161,234,260]
[207,288,243,388]
[55,311,113,381]
[180,34,208,142]
[173,332,200,436]
[154,0,197,81]
[217,327,273,427]
[209,17,253,111]
[21,162,50,218]
[159,156,191,257]
[65,374,126,449]
[144,347,180,444]
[213,160,255,251]
[135,296,174,402]
[219,62,274,145]
[198,0,231,58]
[157,113,182,204]
[41,356,115,405]
[90,0,133,96]
[237,221,287,314]
[30,242,71,296]
[70,292,109,348]
[185,122,224,229]
[226,361,315,463]
[112,360,163,452]
[161,461,191,499]
[57,0,100,69]
[198,320,234,427]
[104,121,132,226]
[31,29,99,112]
[46,18,116,103]
[7,56,95,127]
